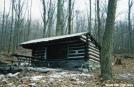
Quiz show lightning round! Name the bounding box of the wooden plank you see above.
[44,47,47,59]
[32,40,80,48]
[89,59,100,64]
[88,46,99,52]
[69,54,85,57]
[88,52,100,58]
[88,49,100,55]
[87,33,101,49]
[69,52,85,55]
[69,46,85,49]
[81,35,91,41]
[33,50,46,53]
[69,49,85,53]
[69,56,84,59]
[89,55,100,62]
[69,43,85,46]
[80,38,96,47]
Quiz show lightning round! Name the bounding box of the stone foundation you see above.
[32,60,100,71]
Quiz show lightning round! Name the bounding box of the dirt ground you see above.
[0,52,134,87]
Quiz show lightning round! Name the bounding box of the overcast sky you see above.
[0,0,132,20]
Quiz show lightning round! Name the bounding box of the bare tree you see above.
[56,0,62,36]
[128,0,134,54]
[88,0,92,32]
[97,0,101,45]
[0,0,6,51]
[27,0,32,40]
[8,0,15,54]
[100,0,117,80]
[41,0,47,38]
[12,0,26,54]
[68,0,71,34]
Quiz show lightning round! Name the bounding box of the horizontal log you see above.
[88,52,100,58]
[80,38,96,47]
[32,40,80,48]
[88,46,99,52]
[86,33,101,49]
[69,54,85,57]
[89,59,100,64]
[88,49,100,55]
[33,51,46,54]
[69,52,85,55]
[69,46,85,49]
[89,55,100,62]
[81,35,91,41]
[69,49,85,53]
[69,56,84,59]
[69,43,85,46]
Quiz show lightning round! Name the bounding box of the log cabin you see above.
[15,32,101,68]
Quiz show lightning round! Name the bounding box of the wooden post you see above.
[85,34,89,61]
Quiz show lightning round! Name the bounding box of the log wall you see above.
[80,34,100,64]
[31,33,101,67]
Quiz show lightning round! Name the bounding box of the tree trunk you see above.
[100,0,117,80]
[0,0,5,51]
[97,0,101,45]
[68,0,71,34]
[56,0,62,36]
[42,0,47,38]
[128,0,133,54]
[8,0,14,54]
[88,0,92,33]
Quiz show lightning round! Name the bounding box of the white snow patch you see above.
[49,78,54,82]
[20,62,30,66]
[77,81,85,84]
[7,72,20,78]
[0,75,5,80]
[119,73,134,78]
[27,67,56,72]
[112,63,115,65]
[47,72,93,80]
[29,83,36,86]
[49,74,62,78]
[7,83,15,87]
[64,73,92,78]
[41,80,46,83]
[30,75,45,81]
[57,71,67,75]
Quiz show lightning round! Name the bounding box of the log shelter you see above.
[13,32,101,68]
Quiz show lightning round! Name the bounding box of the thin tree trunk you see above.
[128,0,133,54]
[1,0,5,50]
[68,0,71,34]
[56,0,62,36]
[42,0,47,38]
[8,0,14,54]
[89,0,92,32]
[97,0,101,45]
[27,0,32,40]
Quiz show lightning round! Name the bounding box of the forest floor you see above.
[0,49,134,87]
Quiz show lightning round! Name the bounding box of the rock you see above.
[27,67,56,73]
[0,75,5,80]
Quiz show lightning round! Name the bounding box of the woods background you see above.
[0,0,134,55]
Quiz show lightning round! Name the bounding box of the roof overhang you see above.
[20,32,88,49]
